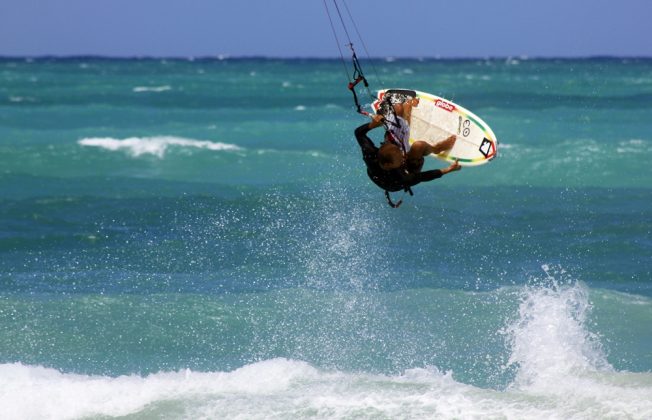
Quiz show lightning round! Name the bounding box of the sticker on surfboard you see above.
[373,89,498,166]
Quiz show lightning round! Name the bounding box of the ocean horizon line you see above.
[1,54,651,62]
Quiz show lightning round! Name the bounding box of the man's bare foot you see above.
[442,159,462,174]
[433,135,456,154]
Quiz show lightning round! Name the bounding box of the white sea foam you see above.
[8,96,36,103]
[132,85,172,93]
[78,136,242,158]
[1,355,650,420]
[0,359,319,420]
[617,138,650,154]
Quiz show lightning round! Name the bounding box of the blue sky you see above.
[1,0,650,58]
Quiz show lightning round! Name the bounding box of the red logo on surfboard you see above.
[435,99,456,112]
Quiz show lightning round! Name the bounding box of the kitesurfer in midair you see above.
[354,98,461,206]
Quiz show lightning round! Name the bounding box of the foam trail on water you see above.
[78,136,243,158]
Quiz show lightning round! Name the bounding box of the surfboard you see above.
[373,89,498,166]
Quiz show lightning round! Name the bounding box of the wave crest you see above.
[78,136,243,158]
[2,357,651,419]
[132,85,172,93]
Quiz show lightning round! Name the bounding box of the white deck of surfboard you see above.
[374,89,498,166]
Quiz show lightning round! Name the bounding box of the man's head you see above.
[377,100,404,116]
[378,142,404,170]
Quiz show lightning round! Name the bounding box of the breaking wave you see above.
[78,136,243,158]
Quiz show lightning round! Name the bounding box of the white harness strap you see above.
[384,113,410,154]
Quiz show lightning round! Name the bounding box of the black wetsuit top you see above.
[354,123,443,192]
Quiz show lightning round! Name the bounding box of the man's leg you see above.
[408,136,456,158]
[406,136,456,173]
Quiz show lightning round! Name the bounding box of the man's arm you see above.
[354,114,384,155]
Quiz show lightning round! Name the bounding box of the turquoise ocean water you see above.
[1,57,651,418]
